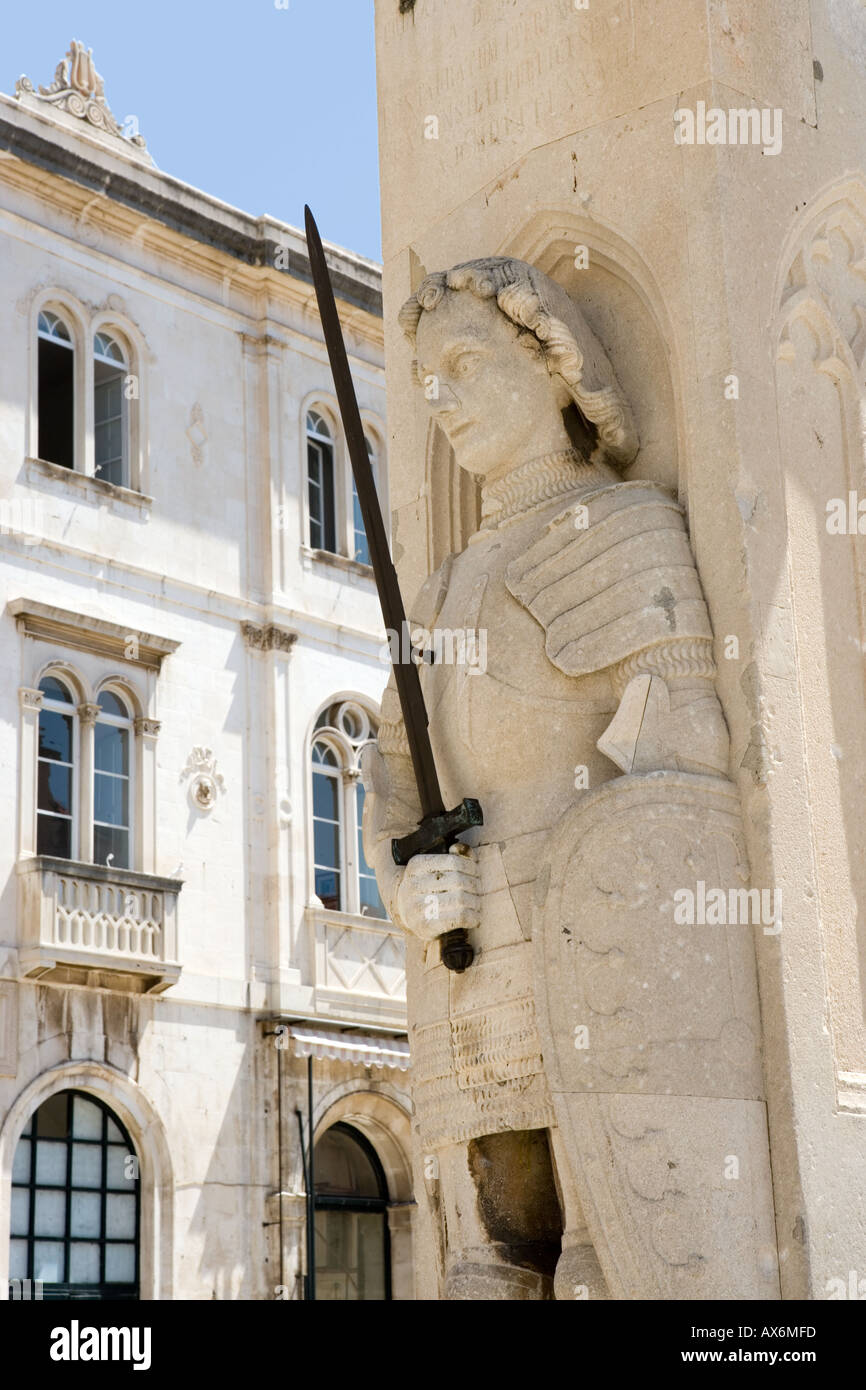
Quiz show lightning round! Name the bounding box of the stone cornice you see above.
[25,457,153,511]
[7,597,180,671]
[16,854,183,894]
[0,103,382,320]
[301,546,376,581]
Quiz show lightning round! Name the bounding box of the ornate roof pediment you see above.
[15,39,151,162]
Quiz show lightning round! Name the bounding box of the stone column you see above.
[134,717,161,874]
[281,1192,307,1301]
[77,702,100,864]
[386,1202,415,1300]
[342,764,363,915]
[240,621,298,1003]
[17,688,43,857]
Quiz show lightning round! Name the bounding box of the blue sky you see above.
[3,0,382,262]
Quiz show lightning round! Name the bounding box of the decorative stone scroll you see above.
[15,40,149,155]
[181,747,225,812]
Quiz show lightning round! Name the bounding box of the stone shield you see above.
[533,771,779,1299]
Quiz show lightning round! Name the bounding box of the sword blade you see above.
[304,205,445,820]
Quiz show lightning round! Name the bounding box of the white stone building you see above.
[0,42,413,1301]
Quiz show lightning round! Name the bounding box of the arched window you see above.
[312,740,342,911]
[37,310,75,470]
[306,410,337,553]
[93,689,132,869]
[311,702,386,919]
[37,675,76,859]
[30,672,145,870]
[93,332,128,487]
[9,1090,140,1300]
[313,1122,390,1301]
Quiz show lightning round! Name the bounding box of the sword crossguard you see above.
[391,798,483,866]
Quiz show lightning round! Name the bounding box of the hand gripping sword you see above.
[304,207,483,973]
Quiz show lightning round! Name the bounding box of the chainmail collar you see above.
[479,447,598,527]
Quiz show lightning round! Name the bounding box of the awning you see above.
[289,1026,410,1071]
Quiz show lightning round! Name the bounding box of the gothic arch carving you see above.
[505,208,685,496]
[773,176,866,1089]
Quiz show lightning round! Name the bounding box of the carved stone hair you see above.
[398,256,639,469]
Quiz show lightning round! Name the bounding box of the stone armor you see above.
[363,256,779,1301]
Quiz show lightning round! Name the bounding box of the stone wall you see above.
[0,82,410,1299]
[374,0,866,1299]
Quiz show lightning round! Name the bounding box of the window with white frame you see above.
[36,675,76,858]
[311,701,386,918]
[93,333,128,487]
[350,435,377,566]
[305,407,383,565]
[31,672,142,870]
[37,310,75,470]
[93,690,133,869]
[31,303,143,492]
[306,410,337,553]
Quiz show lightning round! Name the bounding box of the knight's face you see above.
[414,290,569,478]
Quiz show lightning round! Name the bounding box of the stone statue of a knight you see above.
[361,257,779,1300]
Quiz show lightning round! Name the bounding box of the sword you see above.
[304,206,482,973]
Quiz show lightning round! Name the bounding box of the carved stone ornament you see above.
[362,256,778,1301]
[186,403,207,467]
[134,717,161,740]
[15,40,149,154]
[181,747,225,812]
[241,621,298,653]
[18,687,43,711]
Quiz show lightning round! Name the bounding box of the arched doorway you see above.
[313,1122,390,1300]
[9,1089,140,1300]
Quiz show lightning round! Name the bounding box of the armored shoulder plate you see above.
[504,481,712,677]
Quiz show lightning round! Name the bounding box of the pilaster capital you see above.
[134,717,161,740]
[19,687,43,712]
[242,621,298,654]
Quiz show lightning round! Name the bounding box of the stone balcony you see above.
[307,905,407,1027]
[17,857,182,993]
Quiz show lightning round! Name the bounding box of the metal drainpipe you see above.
[295,1110,308,1299]
[277,1040,284,1294]
[307,1053,316,1302]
